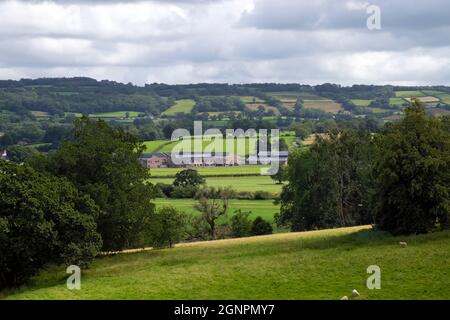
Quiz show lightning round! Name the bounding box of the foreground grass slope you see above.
[4,226,449,300]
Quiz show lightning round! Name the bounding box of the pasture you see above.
[5,227,449,300]
[245,103,280,115]
[150,165,269,177]
[150,175,283,194]
[162,99,196,116]
[351,99,372,107]
[389,97,406,105]
[143,137,258,156]
[304,100,343,113]
[395,90,425,98]
[154,198,279,223]
[405,96,440,103]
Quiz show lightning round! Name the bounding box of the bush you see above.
[251,217,273,236]
[230,210,252,238]
[0,161,102,289]
[149,206,187,248]
[155,183,173,198]
[171,185,198,198]
[253,190,273,200]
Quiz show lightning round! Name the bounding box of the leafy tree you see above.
[230,210,252,238]
[6,145,39,163]
[150,206,187,248]
[194,187,232,239]
[31,117,157,251]
[251,217,273,236]
[373,101,450,235]
[173,169,205,188]
[270,165,288,184]
[0,161,101,289]
[278,129,375,231]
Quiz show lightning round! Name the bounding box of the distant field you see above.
[351,99,372,107]
[90,111,141,118]
[240,96,264,104]
[30,111,50,118]
[395,90,425,98]
[440,95,450,104]
[150,175,283,194]
[64,111,141,118]
[268,91,323,100]
[144,137,258,156]
[6,227,450,300]
[368,107,393,114]
[150,165,270,177]
[389,97,406,105]
[405,96,440,103]
[304,100,343,113]
[245,103,280,115]
[154,198,279,223]
[162,99,196,116]
[421,90,447,97]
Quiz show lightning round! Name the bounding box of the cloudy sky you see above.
[0,0,449,85]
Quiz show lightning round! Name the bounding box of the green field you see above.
[143,137,258,156]
[64,111,141,118]
[90,111,141,118]
[351,99,372,107]
[162,99,196,116]
[389,97,406,105]
[4,226,449,300]
[150,165,269,177]
[150,175,283,193]
[154,198,279,223]
[395,91,425,98]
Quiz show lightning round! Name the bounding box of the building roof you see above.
[140,152,169,159]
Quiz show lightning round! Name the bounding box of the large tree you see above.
[277,129,375,231]
[373,102,450,235]
[0,160,101,288]
[31,117,157,251]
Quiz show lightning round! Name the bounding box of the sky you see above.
[0,0,449,85]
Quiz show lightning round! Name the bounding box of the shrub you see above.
[253,190,273,200]
[155,183,173,198]
[171,185,198,198]
[230,210,252,238]
[251,217,273,236]
[150,206,187,248]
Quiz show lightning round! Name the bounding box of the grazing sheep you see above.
[352,289,360,297]
[399,242,408,248]
[340,296,349,300]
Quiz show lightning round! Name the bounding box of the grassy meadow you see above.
[303,100,343,113]
[162,99,196,116]
[143,137,258,156]
[149,165,270,177]
[154,198,279,223]
[4,226,449,300]
[150,175,283,193]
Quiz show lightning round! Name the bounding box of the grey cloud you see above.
[240,0,450,31]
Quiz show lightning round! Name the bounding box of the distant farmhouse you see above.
[139,151,287,168]
[139,152,172,168]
